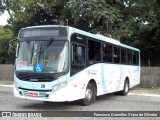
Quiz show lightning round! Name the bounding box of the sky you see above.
[0,11,9,25]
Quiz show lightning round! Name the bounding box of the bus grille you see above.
[16,72,54,82]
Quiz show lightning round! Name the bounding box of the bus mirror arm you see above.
[8,37,17,54]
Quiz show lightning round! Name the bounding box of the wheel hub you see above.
[85,89,92,100]
[125,83,129,93]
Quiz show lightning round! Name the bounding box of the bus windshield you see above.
[16,40,68,73]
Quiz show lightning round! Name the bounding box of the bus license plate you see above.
[29,92,38,97]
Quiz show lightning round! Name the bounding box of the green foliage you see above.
[0,0,160,66]
[0,25,14,64]
[0,0,6,15]
[7,0,69,35]
[0,0,13,20]
[0,25,13,40]
[66,0,123,38]
[127,0,160,66]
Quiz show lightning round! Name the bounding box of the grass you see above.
[0,80,13,85]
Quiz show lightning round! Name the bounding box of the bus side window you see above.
[113,46,120,63]
[72,43,85,65]
[133,51,139,65]
[133,51,136,65]
[127,50,132,64]
[103,43,113,62]
[121,48,127,64]
[136,52,139,65]
[88,40,101,61]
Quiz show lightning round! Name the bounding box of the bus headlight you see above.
[52,84,59,92]
[52,81,68,92]
[60,81,67,87]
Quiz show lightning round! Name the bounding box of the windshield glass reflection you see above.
[16,40,68,73]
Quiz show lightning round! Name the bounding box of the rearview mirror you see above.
[8,38,17,54]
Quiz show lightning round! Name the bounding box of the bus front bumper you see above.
[13,83,85,102]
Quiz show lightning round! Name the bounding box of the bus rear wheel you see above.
[80,83,96,106]
[121,80,129,96]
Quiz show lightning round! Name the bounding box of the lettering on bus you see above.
[88,69,98,75]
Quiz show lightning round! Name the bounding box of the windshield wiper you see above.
[37,38,54,63]
[40,38,54,54]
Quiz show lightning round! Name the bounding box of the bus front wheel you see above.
[80,83,96,106]
[121,80,129,96]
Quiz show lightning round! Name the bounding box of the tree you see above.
[0,0,160,66]
[0,0,13,20]
[127,0,160,66]
[0,25,14,64]
[5,0,69,35]
[66,0,123,39]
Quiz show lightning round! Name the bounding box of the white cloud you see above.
[0,11,10,25]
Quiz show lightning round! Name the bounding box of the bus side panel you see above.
[129,66,140,88]
[103,64,122,94]
[68,63,113,101]
[103,64,140,94]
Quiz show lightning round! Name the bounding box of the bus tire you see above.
[80,83,95,106]
[43,101,52,104]
[121,79,129,96]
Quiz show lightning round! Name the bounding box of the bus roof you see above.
[21,25,140,51]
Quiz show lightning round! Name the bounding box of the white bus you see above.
[13,25,140,105]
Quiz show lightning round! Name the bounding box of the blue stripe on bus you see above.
[101,64,107,93]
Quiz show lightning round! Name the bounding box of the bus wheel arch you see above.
[80,79,97,106]
[121,77,130,96]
